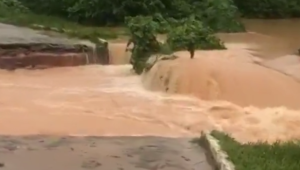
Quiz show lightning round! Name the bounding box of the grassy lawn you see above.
[209,130,300,170]
[0,9,129,41]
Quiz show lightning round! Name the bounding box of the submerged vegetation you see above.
[210,131,300,170]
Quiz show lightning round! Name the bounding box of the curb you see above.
[200,131,235,170]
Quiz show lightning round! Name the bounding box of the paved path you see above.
[0,23,94,47]
[0,23,73,44]
[0,136,212,170]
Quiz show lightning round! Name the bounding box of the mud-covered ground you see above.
[0,136,212,170]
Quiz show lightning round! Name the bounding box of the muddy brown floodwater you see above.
[1,19,300,144]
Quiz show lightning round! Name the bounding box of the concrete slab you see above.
[0,136,212,170]
[0,23,75,45]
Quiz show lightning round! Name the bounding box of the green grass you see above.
[209,130,300,170]
[0,9,129,41]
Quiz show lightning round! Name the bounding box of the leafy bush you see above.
[210,130,300,170]
[126,16,226,74]
[126,16,161,74]
[166,17,226,52]
[234,0,300,18]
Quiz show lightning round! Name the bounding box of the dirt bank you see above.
[142,50,300,109]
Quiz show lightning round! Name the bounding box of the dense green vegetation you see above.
[17,0,245,33]
[234,0,300,18]
[210,131,300,170]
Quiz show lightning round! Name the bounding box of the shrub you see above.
[126,16,226,74]
[166,16,226,52]
[126,16,161,74]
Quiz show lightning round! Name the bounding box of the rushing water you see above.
[1,19,300,143]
